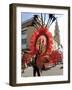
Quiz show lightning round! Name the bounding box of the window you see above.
[22,30,27,35]
[22,39,27,44]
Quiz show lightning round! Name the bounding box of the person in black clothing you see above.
[32,53,40,76]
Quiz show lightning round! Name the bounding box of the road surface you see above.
[21,64,63,77]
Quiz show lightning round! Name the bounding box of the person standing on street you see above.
[31,52,40,76]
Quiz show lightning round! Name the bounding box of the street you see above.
[21,64,63,77]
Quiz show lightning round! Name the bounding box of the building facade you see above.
[21,15,40,51]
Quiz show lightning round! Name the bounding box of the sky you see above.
[21,12,49,23]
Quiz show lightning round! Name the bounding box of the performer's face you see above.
[36,35,47,54]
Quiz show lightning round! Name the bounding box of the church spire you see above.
[54,19,60,47]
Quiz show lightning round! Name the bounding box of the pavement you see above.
[21,64,63,77]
